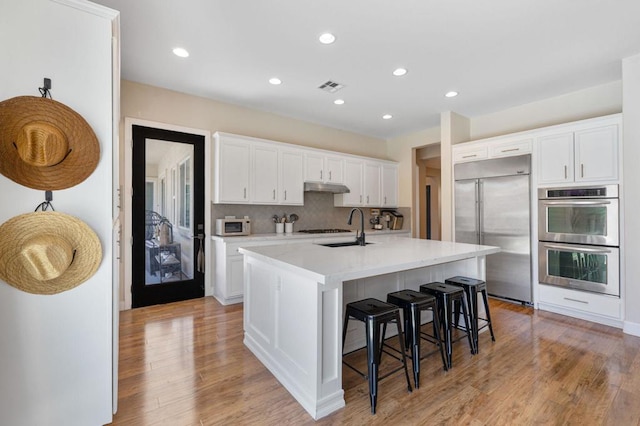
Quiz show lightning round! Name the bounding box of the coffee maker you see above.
[381,210,404,230]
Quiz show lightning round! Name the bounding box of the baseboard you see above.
[623,320,640,337]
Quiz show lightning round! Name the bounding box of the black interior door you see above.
[132,125,205,308]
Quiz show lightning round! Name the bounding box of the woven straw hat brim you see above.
[0,212,102,295]
[0,96,100,190]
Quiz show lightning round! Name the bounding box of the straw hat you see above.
[0,96,100,190]
[0,211,102,294]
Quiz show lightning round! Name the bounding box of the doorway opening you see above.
[414,144,441,240]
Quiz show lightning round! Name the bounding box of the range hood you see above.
[303,181,350,194]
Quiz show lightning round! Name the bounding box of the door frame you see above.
[122,117,211,310]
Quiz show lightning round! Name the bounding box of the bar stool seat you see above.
[419,282,475,369]
[342,298,412,414]
[445,276,495,353]
[386,289,448,388]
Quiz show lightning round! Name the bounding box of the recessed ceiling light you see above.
[319,33,336,44]
[172,47,189,58]
[334,99,345,105]
[392,68,408,76]
[269,77,282,85]
[382,114,393,120]
[445,91,459,98]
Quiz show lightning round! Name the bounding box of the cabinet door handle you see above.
[360,195,363,203]
[366,195,369,204]
[384,196,387,205]
[501,148,519,153]
[462,154,477,159]
[273,189,276,200]
[284,190,287,200]
[564,166,567,179]
[329,171,332,181]
[320,170,323,180]
[564,297,588,305]
[581,163,584,178]
[244,188,247,199]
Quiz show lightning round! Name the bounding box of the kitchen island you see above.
[239,236,499,420]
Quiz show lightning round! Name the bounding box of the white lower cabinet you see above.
[213,240,246,305]
[537,284,622,327]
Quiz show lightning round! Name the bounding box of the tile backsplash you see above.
[212,192,411,234]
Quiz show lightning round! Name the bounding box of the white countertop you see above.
[239,236,500,284]
[212,228,409,243]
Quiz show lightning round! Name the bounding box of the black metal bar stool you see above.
[342,298,412,414]
[419,282,475,369]
[446,276,495,353]
[386,289,448,388]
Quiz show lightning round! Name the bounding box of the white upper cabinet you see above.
[381,164,399,207]
[304,152,324,182]
[337,159,364,206]
[453,143,489,163]
[304,152,344,183]
[325,156,344,183]
[574,125,619,183]
[453,136,532,164]
[214,132,398,206]
[451,114,621,188]
[364,161,381,206]
[537,133,574,184]
[252,143,279,204]
[280,149,304,205]
[489,138,533,158]
[214,134,251,203]
[335,159,398,207]
[537,119,620,186]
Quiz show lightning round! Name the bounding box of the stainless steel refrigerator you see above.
[454,154,532,303]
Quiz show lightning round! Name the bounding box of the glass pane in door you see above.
[145,139,194,286]
[547,249,607,285]
[547,206,607,236]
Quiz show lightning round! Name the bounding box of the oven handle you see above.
[540,200,612,206]
[541,242,614,254]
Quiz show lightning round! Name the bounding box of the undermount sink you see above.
[318,241,374,248]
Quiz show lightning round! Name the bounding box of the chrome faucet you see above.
[347,208,366,246]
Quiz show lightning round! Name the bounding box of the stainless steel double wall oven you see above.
[538,185,619,296]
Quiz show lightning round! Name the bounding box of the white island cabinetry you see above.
[240,238,499,420]
[212,231,410,305]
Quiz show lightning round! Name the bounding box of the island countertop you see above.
[239,236,500,284]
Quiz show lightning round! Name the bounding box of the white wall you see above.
[0,1,116,424]
[622,54,640,335]
[121,80,387,158]
[470,81,622,140]
[386,126,441,209]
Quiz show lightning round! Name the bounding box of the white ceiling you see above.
[94,0,640,139]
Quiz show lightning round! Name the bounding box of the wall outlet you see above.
[370,208,380,216]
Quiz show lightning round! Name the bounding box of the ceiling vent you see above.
[318,80,345,93]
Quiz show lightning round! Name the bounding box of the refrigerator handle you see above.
[475,180,482,244]
[478,180,484,244]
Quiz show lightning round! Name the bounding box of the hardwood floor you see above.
[113,296,640,425]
